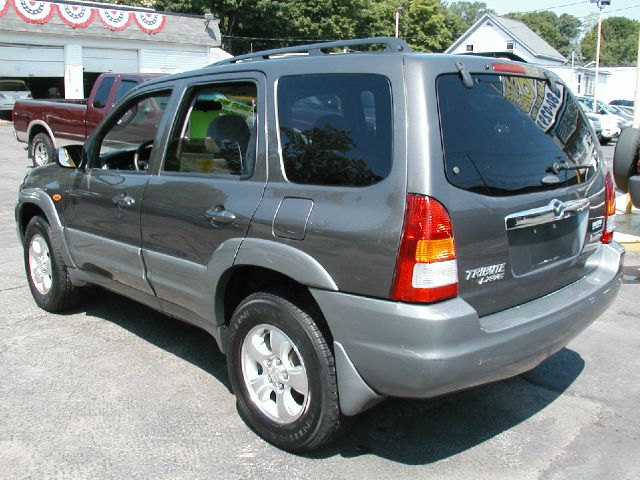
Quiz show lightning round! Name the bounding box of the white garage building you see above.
[0,0,228,98]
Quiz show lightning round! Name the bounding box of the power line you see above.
[602,3,640,15]
[521,1,590,14]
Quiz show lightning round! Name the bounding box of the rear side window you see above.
[93,76,115,109]
[437,74,597,196]
[115,79,139,103]
[277,74,392,187]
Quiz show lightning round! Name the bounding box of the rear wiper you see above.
[547,161,595,174]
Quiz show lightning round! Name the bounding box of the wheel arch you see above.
[27,121,56,151]
[213,238,339,352]
[16,190,76,268]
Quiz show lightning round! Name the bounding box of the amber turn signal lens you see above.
[52,194,62,202]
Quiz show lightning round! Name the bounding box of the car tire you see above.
[599,136,611,146]
[613,127,640,193]
[30,133,57,168]
[226,291,342,452]
[24,216,79,312]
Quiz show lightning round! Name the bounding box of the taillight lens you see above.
[390,195,458,303]
[602,171,616,244]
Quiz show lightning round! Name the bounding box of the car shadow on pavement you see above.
[65,288,585,464]
[68,288,232,391]
[310,347,585,464]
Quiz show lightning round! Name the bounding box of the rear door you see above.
[140,74,266,323]
[433,67,606,316]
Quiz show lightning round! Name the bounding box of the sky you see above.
[478,0,640,21]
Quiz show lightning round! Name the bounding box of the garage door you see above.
[0,45,64,77]
[140,48,208,73]
[82,48,139,73]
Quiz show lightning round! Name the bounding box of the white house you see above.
[446,13,637,103]
[445,14,566,66]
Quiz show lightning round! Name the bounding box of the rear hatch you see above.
[435,63,607,317]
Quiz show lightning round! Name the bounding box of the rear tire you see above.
[30,133,57,168]
[226,292,342,452]
[24,216,79,312]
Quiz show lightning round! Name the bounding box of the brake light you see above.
[492,63,527,74]
[390,195,458,303]
[602,171,616,244]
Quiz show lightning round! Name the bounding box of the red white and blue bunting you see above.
[5,0,166,33]
[98,8,131,31]
[133,11,166,34]
[12,0,54,24]
[58,3,94,28]
[0,0,9,17]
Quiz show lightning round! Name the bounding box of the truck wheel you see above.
[30,133,57,167]
[226,292,342,452]
[24,216,79,312]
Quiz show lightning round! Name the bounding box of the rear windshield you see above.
[0,81,28,91]
[437,73,597,196]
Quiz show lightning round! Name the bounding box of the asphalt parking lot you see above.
[1,123,639,479]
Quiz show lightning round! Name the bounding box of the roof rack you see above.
[213,37,412,66]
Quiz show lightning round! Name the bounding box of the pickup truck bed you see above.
[14,73,162,167]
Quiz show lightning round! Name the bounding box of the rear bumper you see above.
[312,243,623,405]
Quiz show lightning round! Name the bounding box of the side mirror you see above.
[57,145,84,169]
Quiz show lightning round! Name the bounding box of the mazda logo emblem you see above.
[551,199,565,218]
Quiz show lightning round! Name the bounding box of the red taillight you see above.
[602,171,616,244]
[492,63,527,74]
[390,195,458,303]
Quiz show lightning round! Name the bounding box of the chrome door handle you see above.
[112,192,135,209]
[205,207,236,225]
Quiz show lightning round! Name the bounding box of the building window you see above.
[577,73,582,94]
[506,41,514,51]
[466,44,474,52]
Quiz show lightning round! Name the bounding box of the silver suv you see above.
[15,38,624,451]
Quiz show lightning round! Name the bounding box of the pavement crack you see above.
[0,285,27,292]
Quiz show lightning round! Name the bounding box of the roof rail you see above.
[213,37,412,66]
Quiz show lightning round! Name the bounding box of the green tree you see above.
[581,16,639,66]
[371,0,452,52]
[506,11,581,59]
[444,1,494,39]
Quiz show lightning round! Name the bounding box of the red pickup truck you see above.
[13,73,162,167]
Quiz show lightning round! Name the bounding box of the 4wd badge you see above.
[465,263,507,285]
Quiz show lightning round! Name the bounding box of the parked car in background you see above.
[577,98,625,144]
[610,99,634,108]
[13,73,163,167]
[606,104,633,123]
[0,79,32,113]
[586,113,603,139]
[15,38,624,452]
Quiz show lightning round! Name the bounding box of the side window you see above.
[92,77,115,109]
[114,79,139,104]
[163,82,257,176]
[94,90,172,171]
[277,74,392,187]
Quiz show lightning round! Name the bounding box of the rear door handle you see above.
[112,192,135,209]
[205,207,236,225]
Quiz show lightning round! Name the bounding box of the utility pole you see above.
[395,7,405,38]
[590,0,610,113]
[634,26,640,128]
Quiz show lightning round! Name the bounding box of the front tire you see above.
[226,292,342,452]
[30,133,57,167]
[24,216,79,312]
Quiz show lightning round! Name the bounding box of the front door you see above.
[140,77,266,324]
[63,87,174,299]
